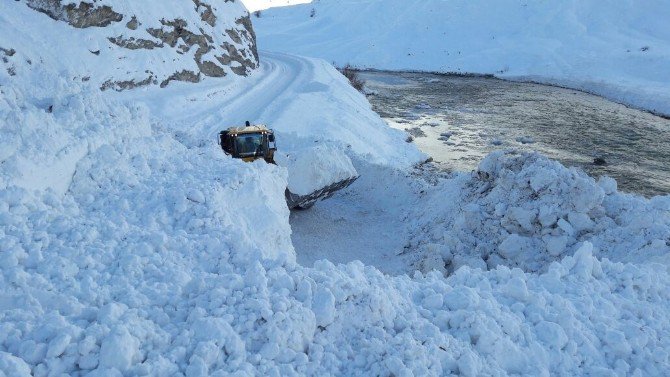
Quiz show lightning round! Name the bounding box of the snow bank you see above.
[0,64,150,196]
[256,0,670,116]
[409,151,670,273]
[275,145,357,196]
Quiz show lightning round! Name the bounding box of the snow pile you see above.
[2,5,670,374]
[1,0,258,91]
[275,145,357,196]
[409,151,670,274]
[296,246,670,375]
[255,0,670,116]
[0,66,150,196]
[0,75,298,375]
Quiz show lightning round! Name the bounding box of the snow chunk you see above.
[0,352,32,376]
[99,327,139,372]
[276,144,358,196]
[46,334,71,358]
[312,287,336,327]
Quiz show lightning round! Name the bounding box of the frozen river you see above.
[360,71,670,197]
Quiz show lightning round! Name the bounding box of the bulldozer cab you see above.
[220,123,276,163]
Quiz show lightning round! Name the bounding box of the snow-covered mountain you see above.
[255,0,670,116]
[2,0,258,91]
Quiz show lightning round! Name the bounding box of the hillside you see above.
[255,0,670,116]
[1,0,258,91]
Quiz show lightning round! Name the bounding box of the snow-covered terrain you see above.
[242,0,310,12]
[255,0,670,116]
[2,0,258,91]
[2,1,670,375]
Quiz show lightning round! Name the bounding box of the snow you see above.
[275,145,357,196]
[255,0,670,116]
[2,2,670,375]
[1,0,257,90]
[242,0,311,12]
[408,151,670,274]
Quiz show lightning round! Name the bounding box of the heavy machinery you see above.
[219,122,358,209]
[219,121,277,163]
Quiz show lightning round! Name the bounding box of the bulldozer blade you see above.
[285,176,359,209]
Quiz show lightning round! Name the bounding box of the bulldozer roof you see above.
[226,124,272,135]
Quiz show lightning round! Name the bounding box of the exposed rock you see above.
[108,36,162,50]
[193,0,216,27]
[126,16,139,30]
[235,15,260,64]
[405,127,427,138]
[26,0,123,28]
[160,70,201,88]
[226,29,243,44]
[0,47,16,57]
[101,74,156,91]
[1,47,17,76]
[593,157,607,166]
[216,16,258,76]
[20,0,259,89]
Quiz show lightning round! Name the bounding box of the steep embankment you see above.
[255,0,670,116]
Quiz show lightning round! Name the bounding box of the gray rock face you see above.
[20,0,259,90]
[26,0,123,28]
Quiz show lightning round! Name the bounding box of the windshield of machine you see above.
[235,133,264,156]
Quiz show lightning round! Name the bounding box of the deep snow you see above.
[255,0,670,116]
[2,1,670,375]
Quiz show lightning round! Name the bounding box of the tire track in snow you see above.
[199,51,314,139]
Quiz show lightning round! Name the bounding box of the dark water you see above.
[360,71,670,197]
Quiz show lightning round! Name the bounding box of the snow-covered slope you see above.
[1,0,258,91]
[255,0,670,116]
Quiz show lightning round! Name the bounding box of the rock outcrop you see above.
[16,0,259,90]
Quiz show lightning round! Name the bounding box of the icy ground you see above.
[2,35,670,377]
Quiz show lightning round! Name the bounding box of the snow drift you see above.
[255,0,670,116]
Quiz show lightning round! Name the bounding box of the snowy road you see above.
[116,51,313,137]
[112,51,425,274]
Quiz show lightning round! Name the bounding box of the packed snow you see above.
[275,145,357,196]
[255,0,670,116]
[2,1,670,375]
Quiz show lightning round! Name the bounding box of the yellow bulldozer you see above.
[219,121,277,163]
[219,122,358,209]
